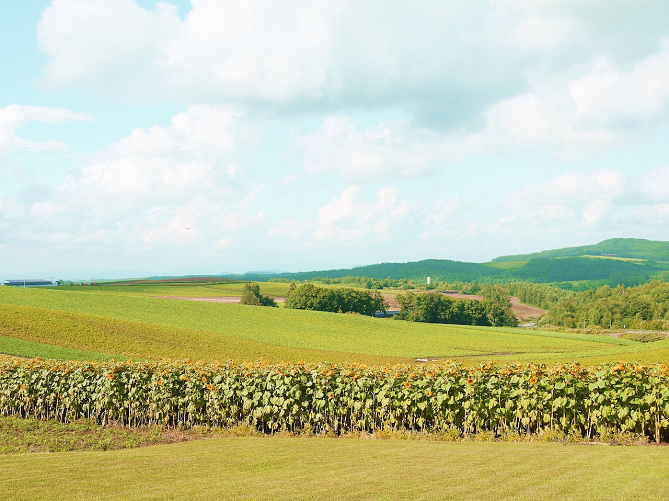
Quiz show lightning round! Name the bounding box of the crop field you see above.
[57,280,294,299]
[1,286,669,365]
[2,283,669,499]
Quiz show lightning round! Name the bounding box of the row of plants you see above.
[1,356,668,442]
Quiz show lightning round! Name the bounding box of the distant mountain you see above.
[492,238,669,263]
[227,239,669,290]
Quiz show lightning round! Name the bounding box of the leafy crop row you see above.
[1,356,668,442]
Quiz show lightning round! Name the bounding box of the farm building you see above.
[3,279,54,287]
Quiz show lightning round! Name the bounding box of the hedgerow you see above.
[1,356,668,442]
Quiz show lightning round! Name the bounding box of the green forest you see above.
[236,238,669,290]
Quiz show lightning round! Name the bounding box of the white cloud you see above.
[2,105,265,252]
[42,1,665,123]
[0,104,91,155]
[499,168,669,239]
[419,197,466,240]
[634,167,669,202]
[38,0,340,104]
[468,42,669,159]
[503,170,626,224]
[298,116,453,182]
[297,34,669,182]
[313,185,412,243]
[60,105,243,206]
[35,0,669,153]
[38,0,182,97]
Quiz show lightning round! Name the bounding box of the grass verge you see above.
[1,436,669,500]
[0,416,231,454]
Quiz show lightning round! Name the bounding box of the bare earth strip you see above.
[509,297,546,319]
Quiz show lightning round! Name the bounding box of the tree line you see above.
[395,285,518,327]
[284,283,387,316]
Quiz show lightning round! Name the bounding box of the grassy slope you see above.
[0,303,403,365]
[0,334,116,362]
[492,238,669,263]
[2,437,669,500]
[1,287,666,365]
[0,287,646,360]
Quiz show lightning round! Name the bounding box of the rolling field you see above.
[2,283,669,500]
[0,286,662,365]
[57,281,294,298]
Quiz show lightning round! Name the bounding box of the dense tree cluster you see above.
[543,281,669,330]
[240,283,277,307]
[285,283,387,316]
[395,287,518,327]
[395,292,489,325]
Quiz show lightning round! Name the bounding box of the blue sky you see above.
[2,1,669,279]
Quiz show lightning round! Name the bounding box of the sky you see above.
[2,1,669,279]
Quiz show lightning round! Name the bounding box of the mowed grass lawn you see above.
[0,287,656,364]
[2,437,669,501]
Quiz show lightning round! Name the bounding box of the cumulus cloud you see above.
[270,186,466,251]
[470,44,669,158]
[0,104,91,155]
[298,116,452,182]
[633,167,669,203]
[499,168,669,239]
[40,0,669,125]
[12,1,669,272]
[3,105,265,251]
[298,36,669,181]
[38,0,182,98]
[313,185,411,243]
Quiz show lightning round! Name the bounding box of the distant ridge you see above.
[226,238,669,290]
[492,238,669,263]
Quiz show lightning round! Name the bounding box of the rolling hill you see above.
[491,238,669,263]
[227,238,669,288]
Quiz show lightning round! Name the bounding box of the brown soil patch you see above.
[509,297,546,320]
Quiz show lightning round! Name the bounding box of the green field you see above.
[1,286,667,365]
[2,436,669,500]
[2,283,669,500]
[56,280,294,298]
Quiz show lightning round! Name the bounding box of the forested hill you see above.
[243,260,507,283]
[231,239,669,289]
[492,238,669,263]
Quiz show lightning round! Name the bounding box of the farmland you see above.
[2,282,669,499]
[0,286,665,365]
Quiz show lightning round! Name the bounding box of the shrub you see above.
[240,284,277,307]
